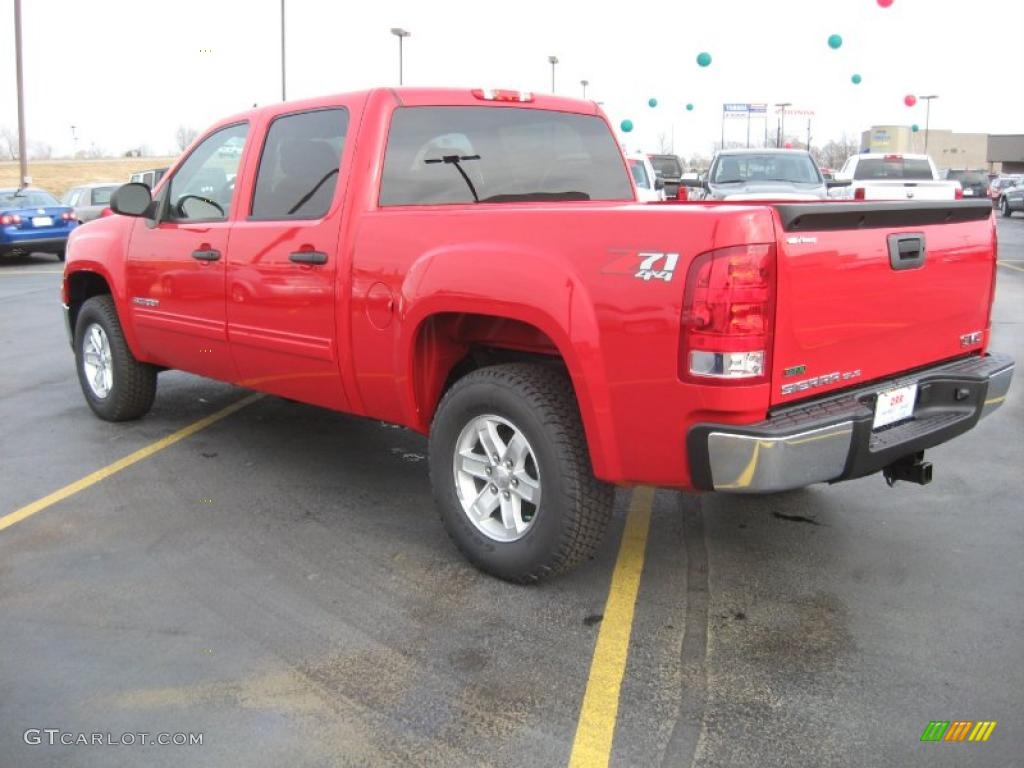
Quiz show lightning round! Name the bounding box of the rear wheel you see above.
[429,363,615,583]
[1001,197,1012,218]
[74,295,157,421]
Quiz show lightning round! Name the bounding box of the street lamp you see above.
[775,102,792,148]
[548,55,559,93]
[13,0,29,188]
[280,0,286,100]
[580,79,589,99]
[919,94,938,152]
[391,28,411,86]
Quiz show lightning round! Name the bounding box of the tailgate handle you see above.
[887,234,926,271]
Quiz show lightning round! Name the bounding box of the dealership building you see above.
[860,126,1024,173]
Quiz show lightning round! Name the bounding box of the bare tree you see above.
[0,126,18,160]
[175,125,198,152]
[817,133,859,170]
[656,132,672,154]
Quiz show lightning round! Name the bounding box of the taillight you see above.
[471,88,533,103]
[853,186,866,201]
[61,211,75,221]
[1,213,22,225]
[677,185,689,202]
[954,186,964,200]
[680,243,776,383]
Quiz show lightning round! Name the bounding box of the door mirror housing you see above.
[109,183,154,217]
[654,177,665,191]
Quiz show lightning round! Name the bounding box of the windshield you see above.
[853,158,933,180]
[629,160,651,189]
[649,156,682,178]
[0,189,60,207]
[945,171,989,186]
[711,153,821,184]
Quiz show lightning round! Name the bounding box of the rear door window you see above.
[250,108,349,219]
[380,106,632,205]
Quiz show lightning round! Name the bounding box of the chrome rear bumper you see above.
[688,354,1014,493]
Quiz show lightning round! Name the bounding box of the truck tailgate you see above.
[770,200,995,406]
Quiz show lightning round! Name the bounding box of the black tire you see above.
[429,363,615,583]
[74,295,157,421]
[1001,197,1012,218]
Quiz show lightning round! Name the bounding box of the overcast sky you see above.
[1,0,1021,159]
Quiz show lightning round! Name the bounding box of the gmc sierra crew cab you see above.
[62,88,1014,582]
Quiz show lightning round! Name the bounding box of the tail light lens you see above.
[854,186,866,201]
[471,88,533,103]
[1,213,22,225]
[680,243,776,383]
[954,186,964,200]
[61,211,75,221]
[677,185,689,201]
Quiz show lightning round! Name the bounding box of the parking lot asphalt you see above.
[2,217,1023,767]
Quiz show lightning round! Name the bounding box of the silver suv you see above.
[705,148,827,201]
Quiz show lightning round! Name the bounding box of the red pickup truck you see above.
[62,88,1014,582]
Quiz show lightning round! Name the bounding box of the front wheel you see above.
[1001,198,1012,218]
[74,295,157,421]
[429,363,615,583]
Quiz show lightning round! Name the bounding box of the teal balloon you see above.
[851,73,862,85]
[648,98,658,108]
[696,52,712,67]
[686,103,694,111]
[828,34,843,49]
[620,119,634,133]
[911,124,920,132]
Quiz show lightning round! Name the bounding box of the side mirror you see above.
[654,177,665,191]
[109,183,154,217]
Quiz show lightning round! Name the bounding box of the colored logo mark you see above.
[920,721,997,742]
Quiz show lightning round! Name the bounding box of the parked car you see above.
[647,154,684,198]
[941,169,990,199]
[989,175,1023,206]
[999,180,1024,218]
[626,154,665,202]
[62,87,1013,582]
[62,182,121,223]
[128,167,168,190]
[704,148,828,200]
[1,187,78,260]
[832,154,961,201]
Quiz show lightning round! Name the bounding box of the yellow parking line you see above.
[568,486,654,768]
[0,393,263,533]
[998,261,1024,273]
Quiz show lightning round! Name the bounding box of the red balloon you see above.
[783,141,793,149]
[904,94,917,107]
[877,0,894,7]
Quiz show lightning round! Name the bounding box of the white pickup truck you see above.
[830,153,962,201]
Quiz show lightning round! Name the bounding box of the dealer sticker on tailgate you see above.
[873,383,917,429]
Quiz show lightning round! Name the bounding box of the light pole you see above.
[391,28,411,86]
[919,94,938,153]
[548,56,559,93]
[14,0,29,188]
[280,0,286,100]
[775,102,792,148]
[580,79,589,99]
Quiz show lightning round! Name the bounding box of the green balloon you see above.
[851,73,862,85]
[648,98,658,108]
[686,103,694,111]
[696,52,712,67]
[620,119,634,133]
[911,124,920,132]
[828,34,843,49]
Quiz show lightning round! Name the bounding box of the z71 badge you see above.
[603,251,680,283]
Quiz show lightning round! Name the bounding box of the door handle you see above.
[289,250,328,265]
[191,248,221,261]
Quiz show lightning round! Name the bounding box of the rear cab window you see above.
[854,158,934,180]
[379,107,632,206]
